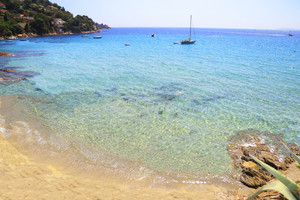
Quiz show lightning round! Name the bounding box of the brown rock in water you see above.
[0,67,40,85]
[0,69,15,72]
[0,52,12,56]
[227,131,298,188]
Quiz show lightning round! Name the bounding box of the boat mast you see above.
[189,15,192,40]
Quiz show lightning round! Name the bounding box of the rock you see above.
[239,162,273,188]
[0,52,12,56]
[0,68,40,85]
[158,110,165,115]
[227,130,298,188]
[242,161,257,168]
[254,190,288,200]
[0,69,15,72]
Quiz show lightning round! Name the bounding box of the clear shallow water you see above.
[0,28,300,178]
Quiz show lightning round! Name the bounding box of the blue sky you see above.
[52,0,300,30]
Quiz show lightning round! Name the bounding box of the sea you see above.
[0,28,299,185]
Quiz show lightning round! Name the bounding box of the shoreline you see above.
[0,29,104,41]
[1,95,299,199]
[0,95,253,200]
[0,133,251,200]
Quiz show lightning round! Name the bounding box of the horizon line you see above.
[104,27,300,31]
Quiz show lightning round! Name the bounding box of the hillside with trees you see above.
[0,0,110,38]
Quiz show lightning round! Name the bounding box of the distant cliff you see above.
[0,0,110,38]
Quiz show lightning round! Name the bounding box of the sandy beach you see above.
[0,123,247,200]
[0,92,299,200]
[0,95,256,200]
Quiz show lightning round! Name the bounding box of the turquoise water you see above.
[0,28,300,178]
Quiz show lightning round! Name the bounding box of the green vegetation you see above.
[247,143,300,200]
[281,140,300,166]
[0,0,109,37]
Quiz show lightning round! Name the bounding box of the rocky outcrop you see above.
[254,190,288,200]
[227,130,298,188]
[95,23,111,29]
[0,52,12,56]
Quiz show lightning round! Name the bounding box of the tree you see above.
[0,0,105,37]
[5,0,21,11]
[24,0,33,9]
[0,23,12,36]
[11,24,24,35]
[24,23,31,33]
[4,13,9,21]
[30,18,49,35]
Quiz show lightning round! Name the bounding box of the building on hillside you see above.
[0,2,7,12]
[22,16,34,22]
[53,18,65,28]
[45,5,55,10]
[0,2,6,9]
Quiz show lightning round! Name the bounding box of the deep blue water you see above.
[0,28,299,179]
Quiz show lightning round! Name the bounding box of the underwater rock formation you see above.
[0,67,40,85]
[0,52,12,56]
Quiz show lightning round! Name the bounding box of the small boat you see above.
[19,39,27,41]
[93,36,102,39]
[5,40,13,42]
[82,35,89,37]
[173,42,179,44]
[151,33,155,37]
[124,44,130,46]
[285,33,294,37]
[181,15,196,44]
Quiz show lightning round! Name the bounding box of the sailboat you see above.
[181,15,196,44]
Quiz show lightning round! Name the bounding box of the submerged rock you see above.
[0,68,40,85]
[0,52,13,56]
[227,130,297,188]
[192,95,225,105]
[105,88,118,92]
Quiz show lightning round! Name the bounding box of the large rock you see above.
[227,130,297,188]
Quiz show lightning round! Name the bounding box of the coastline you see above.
[0,133,250,200]
[0,95,253,200]
[0,132,250,200]
[0,29,103,41]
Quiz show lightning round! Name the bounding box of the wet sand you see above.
[0,128,254,200]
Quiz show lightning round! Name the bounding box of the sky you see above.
[52,0,300,30]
